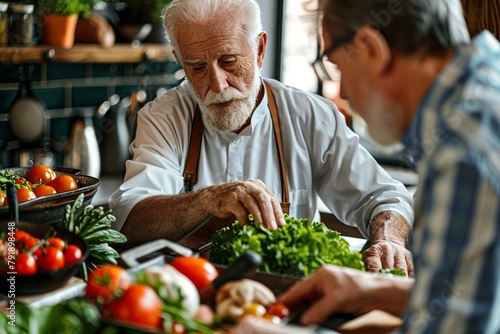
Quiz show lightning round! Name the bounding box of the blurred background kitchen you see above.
[0,0,495,210]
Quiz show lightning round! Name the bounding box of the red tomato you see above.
[16,237,36,252]
[0,192,4,206]
[27,165,56,184]
[33,185,57,197]
[15,253,37,275]
[38,247,65,271]
[265,303,291,319]
[49,174,77,193]
[85,264,132,305]
[64,244,83,265]
[109,284,162,330]
[16,188,36,203]
[47,237,65,250]
[169,256,219,290]
[14,230,32,243]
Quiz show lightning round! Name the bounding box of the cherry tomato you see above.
[86,264,132,305]
[49,174,77,193]
[38,247,65,271]
[16,236,37,252]
[29,238,44,259]
[47,237,65,250]
[64,244,83,265]
[169,256,219,290]
[265,303,291,319]
[15,253,37,275]
[27,165,56,184]
[16,188,36,203]
[0,192,4,206]
[14,230,32,243]
[109,284,162,330]
[33,185,57,197]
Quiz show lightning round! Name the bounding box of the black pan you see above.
[0,167,100,224]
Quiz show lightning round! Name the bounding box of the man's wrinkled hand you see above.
[362,241,414,277]
[199,179,286,230]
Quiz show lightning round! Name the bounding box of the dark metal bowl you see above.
[0,167,100,224]
[0,221,89,296]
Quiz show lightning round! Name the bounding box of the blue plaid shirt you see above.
[401,31,500,333]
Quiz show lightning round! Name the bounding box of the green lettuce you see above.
[210,214,365,276]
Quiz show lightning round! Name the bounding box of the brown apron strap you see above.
[183,83,290,214]
[264,82,290,214]
[183,106,203,192]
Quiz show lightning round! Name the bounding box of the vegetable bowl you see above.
[0,167,100,225]
[0,220,89,295]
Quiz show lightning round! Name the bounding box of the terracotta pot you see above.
[42,14,78,49]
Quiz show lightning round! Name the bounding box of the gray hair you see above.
[163,0,263,57]
[320,0,470,56]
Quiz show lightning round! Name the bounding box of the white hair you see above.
[163,0,263,57]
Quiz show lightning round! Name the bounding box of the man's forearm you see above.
[121,191,211,246]
[369,211,411,247]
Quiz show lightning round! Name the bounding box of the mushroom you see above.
[215,279,276,319]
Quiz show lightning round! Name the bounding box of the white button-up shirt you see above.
[109,78,414,236]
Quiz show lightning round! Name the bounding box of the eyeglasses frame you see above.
[312,29,358,82]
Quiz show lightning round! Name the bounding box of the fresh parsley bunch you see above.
[210,214,365,276]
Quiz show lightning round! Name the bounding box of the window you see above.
[281,0,319,93]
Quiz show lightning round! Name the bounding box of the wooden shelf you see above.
[0,44,176,64]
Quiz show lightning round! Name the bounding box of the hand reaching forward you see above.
[363,241,414,277]
[364,211,414,276]
[198,179,286,230]
[277,265,413,326]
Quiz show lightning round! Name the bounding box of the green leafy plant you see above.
[210,214,366,276]
[59,193,127,280]
[379,268,407,276]
[36,0,98,17]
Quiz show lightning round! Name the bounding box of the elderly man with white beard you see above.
[109,0,415,274]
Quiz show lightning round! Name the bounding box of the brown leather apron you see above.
[181,82,290,242]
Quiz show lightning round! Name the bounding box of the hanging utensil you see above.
[9,64,48,144]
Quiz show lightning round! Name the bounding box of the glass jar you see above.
[0,2,8,46]
[9,4,34,46]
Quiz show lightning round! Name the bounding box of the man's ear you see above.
[257,32,268,68]
[356,26,392,77]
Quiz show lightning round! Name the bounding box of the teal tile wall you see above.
[0,60,182,169]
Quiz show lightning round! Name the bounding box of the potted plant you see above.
[37,0,98,48]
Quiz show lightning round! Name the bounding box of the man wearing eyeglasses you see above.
[109,0,415,275]
[275,0,500,333]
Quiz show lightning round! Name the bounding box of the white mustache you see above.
[204,87,247,105]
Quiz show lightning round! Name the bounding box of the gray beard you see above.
[189,70,262,133]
